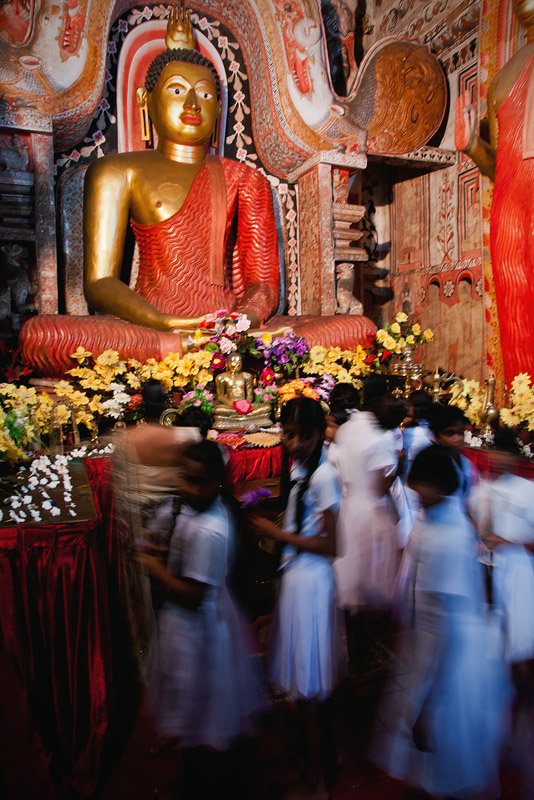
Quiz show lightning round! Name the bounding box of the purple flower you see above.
[240,487,272,508]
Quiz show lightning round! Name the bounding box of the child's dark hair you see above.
[142,379,167,421]
[374,393,407,431]
[409,389,433,424]
[182,440,255,617]
[329,382,359,412]
[408,444,460,496]
[281,397,326,533]
[429,402,467,436]
[328,408,349,427]
[362,373,388,410]
[493,425,522,455]
[176,406,210,438]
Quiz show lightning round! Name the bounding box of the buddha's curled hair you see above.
[145,48,220,98]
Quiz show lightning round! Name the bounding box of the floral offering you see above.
[500,373,534,431]
[448,379,485,426]
[277,379,319,405]
[302,345,369,386]
[251,331,309,375]
[180,385,215,415]
[366,313,434,370]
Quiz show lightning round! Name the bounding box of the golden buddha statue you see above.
[213,353,272,430]
[20,2,374,377]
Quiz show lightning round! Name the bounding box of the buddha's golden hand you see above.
[455,89,477,152]
[165,1,195,50]
[162,314,206,333]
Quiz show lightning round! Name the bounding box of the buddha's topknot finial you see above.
[165,1,195,51]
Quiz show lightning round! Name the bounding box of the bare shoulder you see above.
[492,44,534,111]
[85,150,158,183]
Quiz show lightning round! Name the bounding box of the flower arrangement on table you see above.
[180,385,216,415]
[301,345,370,387]
[365,313,434,370]
[250,331,310,376]
[500,373,534,432]
[448,378,485,426]
[277,379,320,405]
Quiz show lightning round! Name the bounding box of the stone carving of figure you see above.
[213,354,272,430]
[455,0,534,383]
[335,262,363,314]
[0,134,30,172]
[20,3,374,377]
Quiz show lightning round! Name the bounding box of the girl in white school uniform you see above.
[251,396,342,799]
[376,445,510,800]
[429,403,477,506]
[137,440,264,796]
[469,427,534,793]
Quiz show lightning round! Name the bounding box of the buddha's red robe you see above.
[490,56,534,383]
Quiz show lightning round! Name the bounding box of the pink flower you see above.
[219,337,234,354]
[216,309,227,317]
[226,324,237,336]
[236,316,251,332]
[233,399,252,415]
[261,367,275,384]
[211,354,227,371]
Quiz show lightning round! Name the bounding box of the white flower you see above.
[28,477,38,488]
[10,498,21,508]
[236,316,251,332]
[219,336,234,354]
[50,506,61,517]
[22,496,32,505]
[42,500,52,510]
[48,481,59,489]
[0,509,3,522]
[40,478,48,485]
[30,511,42,522]
[225,324,237,336]
[69,509,77,517]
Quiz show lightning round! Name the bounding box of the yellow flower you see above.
[96,350,120,367]
[390,322,401,335]
[55,404,71,425]
[423,328,434,343]
[54,380,72,396]
[309,345,326,362]
[500,408,520,428]
[411,323,421,336]
[70,346,92,361]
[376,329,387,344]
[383,335,396,351]
[194,328,204,342]
[125,372,141,389]
[89,395,104,414]
[395,312,408,323]
[262,332,273,346]
[406,334,415,346]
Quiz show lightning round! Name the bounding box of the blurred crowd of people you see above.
[115,377,534,800]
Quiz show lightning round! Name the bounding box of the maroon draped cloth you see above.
[225,444,283,484]
[0,522,115,798]
[0,458,137,799]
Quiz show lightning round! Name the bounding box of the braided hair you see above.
[145,48,220,98]
[280,396,326,534]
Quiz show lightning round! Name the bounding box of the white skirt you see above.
[270,554,343,701]
[493,545,534,663]
[152,589,265,750]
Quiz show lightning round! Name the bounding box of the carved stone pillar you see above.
[288,152,367,316]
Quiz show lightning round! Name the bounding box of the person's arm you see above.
[83,157,204,332]
[455,87,497,182]
[251,508,337,557]
[136,552,207,609]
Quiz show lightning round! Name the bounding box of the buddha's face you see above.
[512,0,534,26]
[227,354,242,373]
[146,61,220,146]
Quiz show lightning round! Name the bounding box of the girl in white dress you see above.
[251,396,342,799]
[469,428,534,792]
[375,444,510,799]
[137,440,264,795]
[429,403,477,506]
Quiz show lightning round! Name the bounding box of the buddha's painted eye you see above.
[173,87,186,94]
[197,91,213,100]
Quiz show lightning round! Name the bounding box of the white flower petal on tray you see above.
[50,507,61,517]
[42,500,52,510]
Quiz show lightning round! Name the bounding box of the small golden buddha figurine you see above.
[213,354,273,431]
